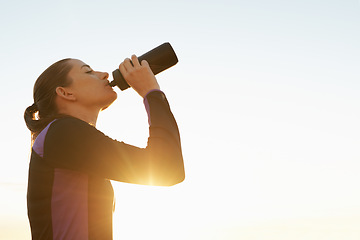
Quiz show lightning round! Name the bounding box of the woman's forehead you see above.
[68,59,91,74]
[69,59,87,68]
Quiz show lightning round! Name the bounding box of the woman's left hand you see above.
[119,55,160,97]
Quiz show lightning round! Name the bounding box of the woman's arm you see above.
[43,90,184,186]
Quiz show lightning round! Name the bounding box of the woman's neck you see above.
[58,105,99,127]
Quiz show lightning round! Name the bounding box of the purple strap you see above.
[33,120,57,157]
[143,89,163,125]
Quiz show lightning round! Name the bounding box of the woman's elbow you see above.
[157,166,185,187]
[166,171,185,186]
[169,159,185,185]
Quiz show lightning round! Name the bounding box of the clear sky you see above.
[0,0,359,239]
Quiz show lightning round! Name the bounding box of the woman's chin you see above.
[101,93,117,111]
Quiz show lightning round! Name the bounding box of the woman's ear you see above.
[55,87,76,101]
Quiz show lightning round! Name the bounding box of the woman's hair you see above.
[24,58,73,141]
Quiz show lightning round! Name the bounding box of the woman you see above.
[24,55,185,240]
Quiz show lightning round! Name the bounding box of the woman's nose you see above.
[100,72,109,80]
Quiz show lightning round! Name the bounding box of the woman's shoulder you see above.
[33,117,90,157]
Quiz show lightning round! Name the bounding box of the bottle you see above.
[109,42,178,90]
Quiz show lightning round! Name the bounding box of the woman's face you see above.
[66,59,117,110]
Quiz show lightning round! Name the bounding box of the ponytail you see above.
[24,103,55,141]
[24,103,38,132]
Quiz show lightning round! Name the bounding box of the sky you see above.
[0,0,360,239]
